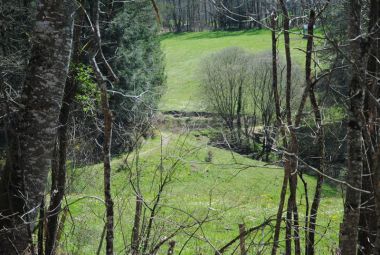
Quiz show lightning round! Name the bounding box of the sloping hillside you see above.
[64,131,342,254]
[159,30,306,112]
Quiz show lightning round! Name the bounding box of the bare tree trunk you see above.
[339,0,367,251]
[237,83,243,143]
[239,223,247,255]
[91,57,114,254]
[44,10,84,255]
[101,83,114,255]
[0,1,75,253]
[301,10,326,255]
[278,0,301,253]
[90,1,116,254]
[306,89,325,255]
[167,240,176,255]
[271,11,289,255]
[131,193,143,255]
[358,0,379,252]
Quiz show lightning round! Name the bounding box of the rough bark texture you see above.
[373,0,380,249]
[44,9,84,255]
[0,1,74,253]
[339,0,366,251]
[238,223,247,255]
[131,193,143,255]
[358,0,380,252]
[374,149,380,253]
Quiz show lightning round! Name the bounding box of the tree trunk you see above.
[339,0,367,251]
[0,1,75,253]
[237,83,243,143]
[44,9,84,255]
[278,1,301,253]
[271,11,289,255]
[302,10,326,255]
[373,148,380,253]
[131,193,143,255]
[358,0,380,252]
[90,0,115,254]
[238,223,247,255]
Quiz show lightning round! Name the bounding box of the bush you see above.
[200,47,303,155]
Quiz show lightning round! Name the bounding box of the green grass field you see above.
[159,29,307,112]
[63,131,342,254]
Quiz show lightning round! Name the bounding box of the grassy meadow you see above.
[159,29,307,112]
[63,131,342,254]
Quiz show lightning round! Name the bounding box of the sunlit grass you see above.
[159,29,307,112]
[63,131,342,254]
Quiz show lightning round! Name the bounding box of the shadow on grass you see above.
[160,29,269,41]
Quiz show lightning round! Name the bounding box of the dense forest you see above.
[1,0,380,254]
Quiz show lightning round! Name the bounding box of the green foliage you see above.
[100,0,166,152]
[73,64,99,114]
[104,0,165,121]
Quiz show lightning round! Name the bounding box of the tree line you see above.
[158,0,306,32]
[0,0,164,254]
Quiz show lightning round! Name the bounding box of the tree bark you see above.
[131,193,143,255]
[278,1,301,253]
[271,11,289,255]
[339,0,367,251]
[0,1,75,253]
[358,0,380,252]
[44,8,84,255]
[238,223,247,255]
[90,1,115,254]
[302,10,326,255]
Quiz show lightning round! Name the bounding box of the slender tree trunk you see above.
[278,1,301,253]
[237,83,243,143]
[239,223,247,255]
[131,193,143,255]
[90,1,116,254]
[306,84,326,255]
[339,0,367,251]
[0,1,75,253]
[101,79,114,255]
[91,57,114,255]
[358,0,379,252]
[271,11,289,255]
[301,10,326,255]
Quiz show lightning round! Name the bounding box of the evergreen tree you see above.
[104,0,165,151]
